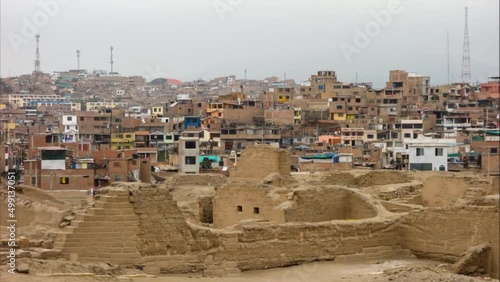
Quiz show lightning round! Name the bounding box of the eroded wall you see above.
[213,184,287,227]
[230,145,290,180]
[284,186,377,222]
[399,206,500,278]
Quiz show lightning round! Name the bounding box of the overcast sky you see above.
[1,0,498,87]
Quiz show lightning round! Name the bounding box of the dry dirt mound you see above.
[262,173,298,187]
[321,171,410,188]
[168,174,227,187]
[321,173,358,187]
[357,171,410,187]
[383,264,495,282]
[1,258,143,277]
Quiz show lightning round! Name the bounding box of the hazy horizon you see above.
[1,0,499,88]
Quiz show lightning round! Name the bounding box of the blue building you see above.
[184,116,201,129]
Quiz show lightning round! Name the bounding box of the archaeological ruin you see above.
[0,145,499,281]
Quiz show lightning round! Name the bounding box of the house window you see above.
[185,141,196,149]
[253,207,260,214]
[31,177,36,185]
[367,134,374,139]
[336,105,343,110]
[435,148,443,156]
[491,148,498,154]
[237,206,243,212]
[404,133,411,138]
[80,117,84,121]
[60,177,69,184]
[67,116,72,121]
[185,156,196,165]
[338,113,344,117]
[416,148,424,156]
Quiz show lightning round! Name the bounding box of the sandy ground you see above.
[1,258,497,282]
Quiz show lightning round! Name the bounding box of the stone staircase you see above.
[393,192,422,205]
[54,188,144,265]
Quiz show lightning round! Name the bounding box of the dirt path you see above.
[2,258,496,282]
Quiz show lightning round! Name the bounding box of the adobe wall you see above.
[231,145,290,180]
[421,176,471,207]
[284,186,378,222]
[57,182,499,279]
[213,183,288,228]
[234,218,402,271]
[399,206,500,279]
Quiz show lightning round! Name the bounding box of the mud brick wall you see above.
[231,145,290,180]
[213,184,287,228]
[130,187,196,256]
[284,187,377,222]
[235,219,401,271]
[399,206,500,279]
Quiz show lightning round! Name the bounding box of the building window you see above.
[60,177,69,184]
[491,148,498,154]
[237,206,243,212]
[67,116,72,121]
[185,141,196,149]
[185,156,196,165]
[31,177,36,185]
[435,148,444,156]
[404,133,411,138]
[367,134,374,139]
[416,148,424,156]
[253,207,260,214]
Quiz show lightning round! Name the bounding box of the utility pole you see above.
[77,50,80,71]
[110,46,114,75]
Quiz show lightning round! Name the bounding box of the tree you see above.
[0,78,13,94]
[200,158,212,170]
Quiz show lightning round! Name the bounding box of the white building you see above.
[179,137,200,174]
[62,115,78,143]
[408,143,448,171]
[8,93,65,108]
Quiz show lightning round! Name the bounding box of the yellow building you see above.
[332,113,346,121]
[207,103,224,113]
[152,106,164,118]
[277,94,291,104]
[0,104,6,110]
[111,133,135,150]
[1,122,17,143]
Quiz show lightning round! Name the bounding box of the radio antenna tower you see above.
[110,46,114,75]
[34,34,41,74]
[77,50,80,71]
[461,7,471,83]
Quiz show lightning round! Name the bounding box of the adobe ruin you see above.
[0,145,499,280]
